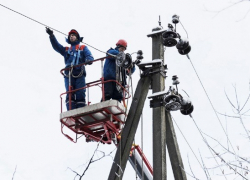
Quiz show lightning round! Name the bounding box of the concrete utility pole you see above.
[109,25,187,180]
[165,112,187,180]
[147,29,167,180]
[148,27,187,180]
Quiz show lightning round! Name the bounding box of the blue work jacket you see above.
[49,35,94,76]
[104,47,135,80]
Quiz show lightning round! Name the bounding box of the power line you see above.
[186,54,236,154]
[0,4,67,36]
[0,3,107,54]
[171,116,203,170]
[190,115,227,179]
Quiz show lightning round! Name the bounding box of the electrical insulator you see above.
[180,97,194,115]
[164,94,182,111]
[176,39,191,55]
[162,24,178,47]
[172,14,180,24]
[172,75,180,85]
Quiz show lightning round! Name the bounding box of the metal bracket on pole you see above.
[148,90,169,108]
[137,59,167,78]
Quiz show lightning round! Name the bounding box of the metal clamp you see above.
[137,59,167,78]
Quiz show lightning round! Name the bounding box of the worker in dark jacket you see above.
[46,28,94,110]
[103,39,135,102]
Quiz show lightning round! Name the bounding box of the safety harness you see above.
[65,45,86,78]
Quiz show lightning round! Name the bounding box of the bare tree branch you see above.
[188,154,197,179]
[203,132,250,164]
[187,154,201,180]
[67,167,81,180]
[91,150,106,163]
[67,131,121,180]
[232,84,240,110]
[217,111,240,118]
[236,7,250,22]
[12,165,17,180]
[206,144,248,179]
[242,108,250,116]
[223,87,250,140]
[228,163,250,173]
[203,0,248,18]
[199,150,211,179]
[240,92,250,112]
[79,142,102,179]
[224,88,237,110]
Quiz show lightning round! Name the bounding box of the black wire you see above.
[190,116,227,179]
[171,115,204,169]
[179,20,189,39]
[80,41,107,54]
[187,55,236,154]
[0,3,67,36]
[0,3,107,54]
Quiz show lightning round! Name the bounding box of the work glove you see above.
[85,59,93,65]
[46,27,53,36]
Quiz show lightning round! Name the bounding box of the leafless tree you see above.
[204,0,250,21]
[12,165,17,180]
[201,84,250,179]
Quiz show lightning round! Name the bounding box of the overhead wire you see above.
[186,54,236,154]
[1,3,149,179]
[0,4,67,36]
[171,115,217,179]
[189,115,227,179]
[0,3,107,55]
[171,115,204,172]
[179,20,189,39]
[191,114,249,180]
[0,3,139,177]
[176,21,236,154]
[172,20,243,178]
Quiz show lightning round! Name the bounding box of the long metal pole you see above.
[69,69,72,110]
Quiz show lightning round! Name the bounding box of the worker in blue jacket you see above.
[46,28,94,110]
[103,39,135,102]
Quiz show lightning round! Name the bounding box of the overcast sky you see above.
[0,0,250,180]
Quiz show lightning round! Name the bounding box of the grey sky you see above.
[0,0,249,179]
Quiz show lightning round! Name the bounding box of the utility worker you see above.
[103,39,135,102]
[46,27,94,110]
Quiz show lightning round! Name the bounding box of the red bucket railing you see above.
[59,57,131,112]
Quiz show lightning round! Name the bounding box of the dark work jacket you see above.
[49,35,94,76]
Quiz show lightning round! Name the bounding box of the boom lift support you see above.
[59,56,154,179]
[129,145,153,180]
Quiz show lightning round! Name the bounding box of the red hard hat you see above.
[116,39,127,49]
[68,29,80,40]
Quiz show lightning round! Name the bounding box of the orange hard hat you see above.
[116,39,127,49]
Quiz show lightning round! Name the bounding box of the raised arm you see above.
[46,27,65,56]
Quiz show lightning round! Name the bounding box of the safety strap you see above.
[65,45,85,66]
[75,46,81,65]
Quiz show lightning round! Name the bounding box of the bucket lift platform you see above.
[60,100,126,144]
